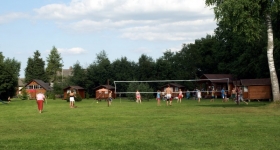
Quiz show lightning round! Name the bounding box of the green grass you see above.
[1,98,280,150]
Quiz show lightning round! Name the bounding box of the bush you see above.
[86,92,90,99]
[45,91,56,100]
[20,88,28,100]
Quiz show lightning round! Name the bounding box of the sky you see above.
[0,0,217,78]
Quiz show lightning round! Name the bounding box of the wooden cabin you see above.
[63,86,85,100]
[160,83,185,98]
[238,78,271,101]
[24,79,52,99]
[198,74,234,98]
[93,85,116,100]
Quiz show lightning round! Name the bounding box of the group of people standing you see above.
[136,84,174,106]
[35,86,248,113]
[135,85,249,106]
[137,85,186,106]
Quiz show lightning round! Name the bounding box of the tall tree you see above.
[94,50,112,85]
[206,0,280,101]
[46,46,63,82]
[85,50,111,97]
[111,57,137,93]
[0,52,21,99]
[68,61,86,87]
[136,54,156,81]
[156,50,177,79]
[25,50,47,83]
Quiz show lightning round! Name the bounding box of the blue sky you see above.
[0,0,217,78]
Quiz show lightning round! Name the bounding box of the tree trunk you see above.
[266,14,280,101]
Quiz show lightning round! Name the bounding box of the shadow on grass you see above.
[197,102,269,108]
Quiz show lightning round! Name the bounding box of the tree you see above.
[68,61,86,87]
[126,82,153,100]
[136,54,156,81]
[0,52,21,99]
[94,50,112,85]
[46,46,63,82]
[25,50,48,83]
[206,0,280,101]
[85,50,112,97]
[111,57,137,93]
[212,20,269,79]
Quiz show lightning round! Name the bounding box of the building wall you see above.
[25,81,47,99]
[247,86,271,100]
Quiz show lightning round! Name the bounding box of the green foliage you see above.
[68,61,86,87]
[86,92,90,99]
[206,0,269,43]
[47,91,56,100]
[136,54,156,81]
[52,82,63,95]
[25,50,48,83]
[84,50,112,97]
[0,52,20,99]
[75,93,82,102]
[46,46,63,82]
[20,88,28,100]
[126,82,153,100]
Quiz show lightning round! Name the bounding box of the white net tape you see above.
[114,78,230,94]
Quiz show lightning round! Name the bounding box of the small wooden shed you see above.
[238,78,271,101]
[63,86,85,100]
[160,83,185,98]
[93,85,116,100]
[24,79,52,99]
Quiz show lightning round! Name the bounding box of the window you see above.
[243,87,248,92]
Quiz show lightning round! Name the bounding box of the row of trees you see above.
[1,0,279,100]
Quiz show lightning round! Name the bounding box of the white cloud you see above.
[133,47,152,54]
[57,47,87,55]
[166,46,181,53]
[0,12,28,24]
[34,0,212,20]
[120,19,215,41]
[33,0,216,41]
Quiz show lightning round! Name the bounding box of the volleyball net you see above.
[113,78,230,99]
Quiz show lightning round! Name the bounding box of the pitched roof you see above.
[240,78,271,86]
[18,78,25,87]
[93,85,115,91]
[62,68,73,77]
[63,86,85,90]
[199,74,234,83]
[25,79,52,91]
[57,66,73,77]
[160,83,185,88]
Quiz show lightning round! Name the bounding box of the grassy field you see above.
[1,98,280,150]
